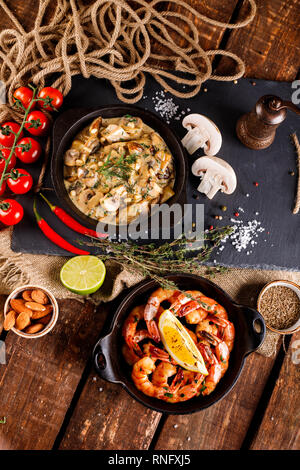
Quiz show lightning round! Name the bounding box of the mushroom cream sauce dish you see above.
[51,105,187,230]
[63,114,176,225]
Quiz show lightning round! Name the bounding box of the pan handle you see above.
[239,305,266,356]
[93,333,122,384]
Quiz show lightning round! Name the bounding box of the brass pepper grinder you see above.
[236,94,300,150]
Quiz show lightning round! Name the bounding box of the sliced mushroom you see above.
[100,185,127,212]
[100,124,130,143]
[64,166,77,182]
[101,194,121,213]
[120,116,143,139]
[77,167,89,178]
[75,189,95,211]
[71,138,100,159]
[127,142,144,155]
[182,114,222,156]
[89,116,102,137]
[64,149,80,166]
[69,180,83,195]
[83,174,99,188]
[87,192,103,210]
[192,156,237,199]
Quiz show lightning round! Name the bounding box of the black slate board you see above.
[12,75,300,271]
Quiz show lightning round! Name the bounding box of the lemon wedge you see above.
[158,309,208,375]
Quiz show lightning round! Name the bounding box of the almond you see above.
[4,310,17,331]
[37,313,52,325]
[24,323,44,334]
[24,301,46,312]
[31,304,53,319]
[22,290,33,302]
[10,298,33,316]
[15,312,31,331]
[31,289,49,305]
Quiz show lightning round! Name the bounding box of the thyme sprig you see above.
[84,225,233,290]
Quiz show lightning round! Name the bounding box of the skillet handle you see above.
[93,333,122,384]
[240,305,266,356]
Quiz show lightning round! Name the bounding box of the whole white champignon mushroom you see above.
[181,114,222,156]
[192,156,237,199]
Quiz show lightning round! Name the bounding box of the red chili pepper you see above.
[40,193,107,239]
[33,199,90,255]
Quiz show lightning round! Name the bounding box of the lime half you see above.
[60,256,106,295]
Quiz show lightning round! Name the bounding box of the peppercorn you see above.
[289,171,295,176]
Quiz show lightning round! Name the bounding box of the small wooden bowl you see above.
[257,280,300,335]
[4,285,59,339]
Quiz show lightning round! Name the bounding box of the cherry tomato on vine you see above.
[25,110,50,136]
[0,121,24,147]
[0,180,6,196]
[7,168,33,194]
[38,87,63,112]
[15,137,42,164]
[0,148,17,174]
[13,86,35,110]
[0,199,24,226]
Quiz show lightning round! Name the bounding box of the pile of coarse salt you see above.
[220,218,265,255]
[147,90,190,124]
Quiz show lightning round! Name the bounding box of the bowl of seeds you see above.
[3,285,59,338]
[257,280,300,334]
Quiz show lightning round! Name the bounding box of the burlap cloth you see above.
[1,227,299,357]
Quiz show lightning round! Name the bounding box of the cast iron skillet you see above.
[51,105,187,230]
[93,274,265,414]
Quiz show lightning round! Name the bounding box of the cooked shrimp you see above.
[132,357,183,400]
[122,305,149,355]
[184,326,197,344]
[185,307,208,324]
[144,288,177,342]
[143,342,174,363]
[152,362,178,388]
[196,318,219,340]
[198,296,227,317]
[205,314,235,352]
[202,361,222,396]
[169,290,202,315]
[167,372,204,403]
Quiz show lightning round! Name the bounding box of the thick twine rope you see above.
[0,0,256,124]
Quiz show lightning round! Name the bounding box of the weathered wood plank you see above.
[250,331,300,450]
[0,299,104,450]
[217,0,300,81]
[59,372,161,450]
[155,0,239,51]
[154,352,275,450]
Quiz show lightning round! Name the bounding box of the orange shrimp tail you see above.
[146,319,161,342]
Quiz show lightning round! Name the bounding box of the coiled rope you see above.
[0,0,256,122]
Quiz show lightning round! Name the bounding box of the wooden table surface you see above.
[0,0,300,451]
